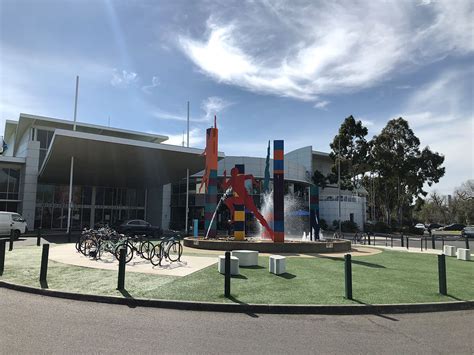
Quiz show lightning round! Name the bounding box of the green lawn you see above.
[1,246,473,305]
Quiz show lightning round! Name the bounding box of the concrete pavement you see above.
[0,288,473,354]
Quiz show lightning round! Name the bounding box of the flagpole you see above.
[67,76,79,238]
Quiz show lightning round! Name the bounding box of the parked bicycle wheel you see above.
[167,241,182,262]
[139,241,155,260]
[150,243,163,266]
[80,238,98,258]
[114,242,134,263]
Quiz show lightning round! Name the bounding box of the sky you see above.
[0,0,472,195]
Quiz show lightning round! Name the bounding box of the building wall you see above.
[20,140,40,228]
[319,193,367,230]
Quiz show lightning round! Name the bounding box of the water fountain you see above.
[184,122,350,253]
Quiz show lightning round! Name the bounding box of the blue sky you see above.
[0,0,472,195]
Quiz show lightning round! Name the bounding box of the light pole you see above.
[338,136,342,235]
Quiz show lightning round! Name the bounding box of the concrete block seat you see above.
[456,248,471,261]
[443,245,456,257]
[269,255,286,275]
[218,255,239,275]
[231,250,259,267]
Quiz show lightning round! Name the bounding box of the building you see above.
[0,113,367,232]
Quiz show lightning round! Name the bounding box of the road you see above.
[0,288,473,354]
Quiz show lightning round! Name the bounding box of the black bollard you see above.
[117,247,126,290]
[385,236,387,247]
[0,240,5,276]
[224,251,231,297]
[344,254,352,300]
[442,237,444,249]
[465,236,470,250]
[39,244,49,284]
[391,236,393,248]
[37,228,41,247]
[368,234,371,245]
[401,234,404,248]
[9,229,14,251]
[430,230,435,249]
[438,254,447,295]
[406,236,409,249]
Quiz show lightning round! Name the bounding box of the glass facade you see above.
[35,184,146,230]
[36,128,54,167]
[0,167,21,212]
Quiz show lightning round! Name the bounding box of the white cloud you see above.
[178,0,473,100]
[398,68,474,194]
[152,96,232,123]
[201,96,232,121]
[360,119,375,127]
[141,76,160,94]
[159,127,205,147]
[313,100,330,110]
[110,69,139,88]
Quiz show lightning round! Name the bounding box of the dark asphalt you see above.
[0,288,473,354]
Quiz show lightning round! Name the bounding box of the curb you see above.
[1,280,473,315]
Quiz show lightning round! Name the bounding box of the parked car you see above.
[414,223,425,229]
[461,226,474,238]
[0,211,28,239]
[438,223,466,231]
[426,223,443,230]
[112,219,162,237]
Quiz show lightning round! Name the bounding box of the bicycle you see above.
[114,235,155,264]
[150,237,183,266]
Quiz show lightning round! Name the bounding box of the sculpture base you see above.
[184,237,351,254]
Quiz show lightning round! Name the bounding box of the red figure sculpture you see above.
[222,167,274,240]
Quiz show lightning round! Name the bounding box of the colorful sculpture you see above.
[273,140,284,242]
[201,116,218,238]
[222,166,274,240]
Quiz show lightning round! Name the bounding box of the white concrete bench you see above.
[269,255,286,275]
[231,250,258,267]
[218,255,239,275]
[456,248,471,261]
[443,245,456,257]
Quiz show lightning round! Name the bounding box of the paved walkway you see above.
[49,244,217,277]
[361,243,474,257]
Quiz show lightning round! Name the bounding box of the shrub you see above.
[341,220,359,233]
[374,221,391,233]
[319,218,328,230]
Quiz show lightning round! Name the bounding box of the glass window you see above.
[127,189,136,206]
[104,188,114,205]
[39,150,47,167]
[136,189,145,207]
[0,168,8,198]
[47,130,54,146]
[7,169,19,195]
[95,187,104,205]
[72,186,82,204]
[37,130,48,149]
[82,186,92,205]
[54,186,69,204]
[94,208,103,225]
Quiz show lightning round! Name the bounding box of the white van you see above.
[0,212,28,239]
